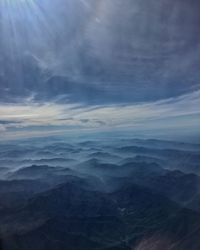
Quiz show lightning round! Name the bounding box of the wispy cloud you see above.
[0,89,199,139]
[1,0,200,105]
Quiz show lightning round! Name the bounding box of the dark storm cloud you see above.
[0,0,200,104]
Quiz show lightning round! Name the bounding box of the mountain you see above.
[109,163,200,212]
[126,139,200,151]
[116,145,200,174]
[1,181,200,250]
[88,152,122,163]
[7,165,79,183]
[0,138,200,249]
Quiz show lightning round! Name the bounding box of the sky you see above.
[0,0,200,141]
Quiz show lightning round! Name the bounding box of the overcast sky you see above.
[0,0,200,140]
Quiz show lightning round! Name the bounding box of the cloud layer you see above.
[0,90,199,139]
[0,0,199,139]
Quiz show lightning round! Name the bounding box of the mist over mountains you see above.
[0,137,200,250]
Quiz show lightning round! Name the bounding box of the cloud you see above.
[0,89,199,140]
[0,0,199,141]
[0,0,200,104]
[80,119,90,123]
[0,125,6,132]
